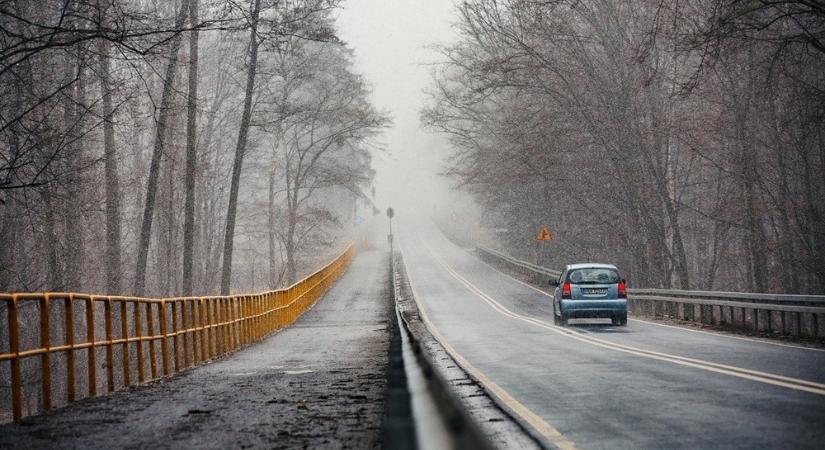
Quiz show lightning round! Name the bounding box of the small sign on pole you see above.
[386,207,395,253]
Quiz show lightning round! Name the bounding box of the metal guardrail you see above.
[477,246,825,339]
[391,254,494,450]
[477,247,561,279]
[630,289,825,306]
[0,245,355,422]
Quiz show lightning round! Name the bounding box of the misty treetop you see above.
[0,0,388,297]
[424,0,825,294]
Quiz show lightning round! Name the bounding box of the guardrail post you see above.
[793,312,801,337]
[742,308,759,331]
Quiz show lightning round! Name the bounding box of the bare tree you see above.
[182,0,200,296]
[134,0,191,297]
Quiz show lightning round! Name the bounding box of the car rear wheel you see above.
[612,314,627,326]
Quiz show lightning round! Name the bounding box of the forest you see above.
[0,0,387,297]
[425,0,825,293]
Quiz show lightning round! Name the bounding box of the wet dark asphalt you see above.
[0,250,391,450]
[399,221,825,450]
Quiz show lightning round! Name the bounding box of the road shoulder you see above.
[394,253,543,450]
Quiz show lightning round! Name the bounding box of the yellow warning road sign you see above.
[535,225,553,241]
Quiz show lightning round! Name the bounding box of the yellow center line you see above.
[419,239,825,397]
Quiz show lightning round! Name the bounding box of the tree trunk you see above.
[62,51,83,292]
[182,0,199,296]
[268,169,279,287]
[134,0,190,297]
[41,187,63,291]
[286,217,297,285]
[220,0,262,295]
[99,40,122,295]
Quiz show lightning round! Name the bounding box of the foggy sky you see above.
[336,0,459,219]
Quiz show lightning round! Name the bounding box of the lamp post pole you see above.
[386,207,395,255]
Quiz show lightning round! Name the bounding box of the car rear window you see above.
[568,268,620,284]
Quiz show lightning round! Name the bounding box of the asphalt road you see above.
[399,221,825,450]
[0,250,391,449]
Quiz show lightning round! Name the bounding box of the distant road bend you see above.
[399,221,825,449]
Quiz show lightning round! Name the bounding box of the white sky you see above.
[336,0,460,219]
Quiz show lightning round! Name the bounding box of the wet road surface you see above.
[399,221,825,450]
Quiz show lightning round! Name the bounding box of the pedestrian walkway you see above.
[0,250,390,449]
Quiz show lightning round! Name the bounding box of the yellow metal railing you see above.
[0,244,355,422]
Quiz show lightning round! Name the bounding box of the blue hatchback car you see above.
[550,263,628,326]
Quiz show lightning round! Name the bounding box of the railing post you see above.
[206,298,214,359]
[40,294,51,410]
[120,300,130,387]
[159,300,170,376]
[105,297,114,392]
[8,295,22,421]
[183,300,191,368]
[171,301,180,373]
[241,296,247,346]
[221,298,229,354]
[86,296,96,396]
[199,298,207,363]
[135,301,145,383]
[146,302,157,379]
[65,295,75,402]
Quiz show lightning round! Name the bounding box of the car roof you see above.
[565,263,619,270]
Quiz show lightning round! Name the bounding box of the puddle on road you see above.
[283,369,314,375]
[269,365,316,375]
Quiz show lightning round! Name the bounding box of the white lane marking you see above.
[423,240,825,396]
[469,248,825,353]
[399,241,579,450]
[628,318,825,353]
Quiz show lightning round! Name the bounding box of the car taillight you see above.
[562,282,571,299]
[618,280,627,298]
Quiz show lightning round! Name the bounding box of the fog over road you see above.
[399,220,825,449]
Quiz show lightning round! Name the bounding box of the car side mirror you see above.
[549,279,559,287]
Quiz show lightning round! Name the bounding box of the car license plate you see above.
[585,288,607,295]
